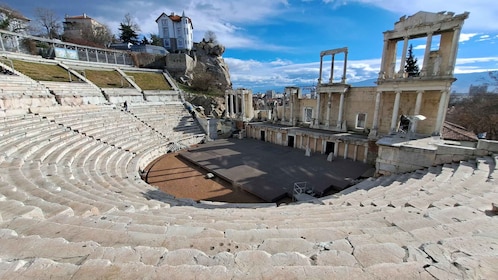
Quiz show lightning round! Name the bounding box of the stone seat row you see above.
[40,81,103,97]
[0,105,496,277]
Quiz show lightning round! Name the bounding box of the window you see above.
[356,113,366,129]
[304,107,313,123]
[163,27,169,38]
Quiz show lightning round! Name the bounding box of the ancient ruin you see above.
[0,9,497,279]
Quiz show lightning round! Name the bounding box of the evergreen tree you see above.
[405,44,420,77]
[140,36,150,45]
[118,13,140,45]
[119,23,139,44]
[149,34,162,46]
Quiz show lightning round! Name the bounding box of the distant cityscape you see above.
[255,71,498,97]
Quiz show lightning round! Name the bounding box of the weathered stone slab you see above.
[315,250,358,267]
[353,243,406,267]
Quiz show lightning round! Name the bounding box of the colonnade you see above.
[369,88,449,138]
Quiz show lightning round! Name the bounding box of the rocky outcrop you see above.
[184,92,226,118]
[189,40,232,95]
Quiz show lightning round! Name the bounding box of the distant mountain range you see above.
[351,71,498,94]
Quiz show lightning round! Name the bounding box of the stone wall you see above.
[376,138,497,175]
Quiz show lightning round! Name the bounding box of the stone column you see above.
[329,54,335,83]
[434,89,448,136]
[315,92,321,127]
[334,142,339,158]
[447,27,462,75]
[353,145,358,161]
[282,94,286,122]
[343,143,349,159]
[225,92,229,118]
[369,91,382,138]
[341,50,348,84]
[325,93,332,127]
[398,37,409,75]
[363,145,369,164]
[336,92,345,129]
[290,93,294,125]
[241,91,246,120]
[379,39,388,79]
[230,94,235,117]
[411,90,423,133]
[318,55,323,85]
[421,32,433,76]
[390,90,401,134]
[235,93,239,115]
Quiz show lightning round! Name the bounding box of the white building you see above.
[156,11,193,53]
[0,6,30,34]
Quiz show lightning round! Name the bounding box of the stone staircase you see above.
[0,107,497,279]
[0,74,57,114]
[40,81,107,105]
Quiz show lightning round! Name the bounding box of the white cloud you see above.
[413,44,426,50]
[323,0,498,32]
[459,33,478,42]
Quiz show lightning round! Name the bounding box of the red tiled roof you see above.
[442,121,478,142]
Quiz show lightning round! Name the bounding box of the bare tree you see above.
[34,7,61,39]
[446,93,498,140]
[204,30,218,44]
[122,13,140,32]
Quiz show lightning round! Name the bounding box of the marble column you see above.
[315,92,321,127]
[390,91,401,134]
[325,93,332,127]
[341,50,348,84]
[336,92,345,129]
[434,89,448,135]
[412,90,423,133]
[241,92,246,120]
[363,145,368,164]
[230,94,234,117]
[235,94,239,115]
[447,27,462,75]
[421,32,433,76]
[290,93,294,125]
[329,54,335,83]
[282,94,286,122]
[369,91,382,138]
[378,39,388,79]
[398,37,409,75]
[318,55,323,85]
[225,93,229,118]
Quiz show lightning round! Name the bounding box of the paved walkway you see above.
[179,138,374,202]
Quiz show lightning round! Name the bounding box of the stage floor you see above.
[179,138,373,202]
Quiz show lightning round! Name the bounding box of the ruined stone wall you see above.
[343,87,376,132]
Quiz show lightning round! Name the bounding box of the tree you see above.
[204,30,218,44]
[64,23,114,48]
[34,7,61,39]
[150,34,162,46]
[119,13,140,45]
[140,36,149,45]
[446,93,498,140]
[405,44,420,77]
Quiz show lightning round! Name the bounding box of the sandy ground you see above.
[144,153,265,203]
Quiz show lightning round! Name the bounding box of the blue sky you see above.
[6,0,498,92]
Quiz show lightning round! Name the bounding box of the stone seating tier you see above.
[0,106,496,278]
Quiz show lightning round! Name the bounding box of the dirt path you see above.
[144,153,265,203]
